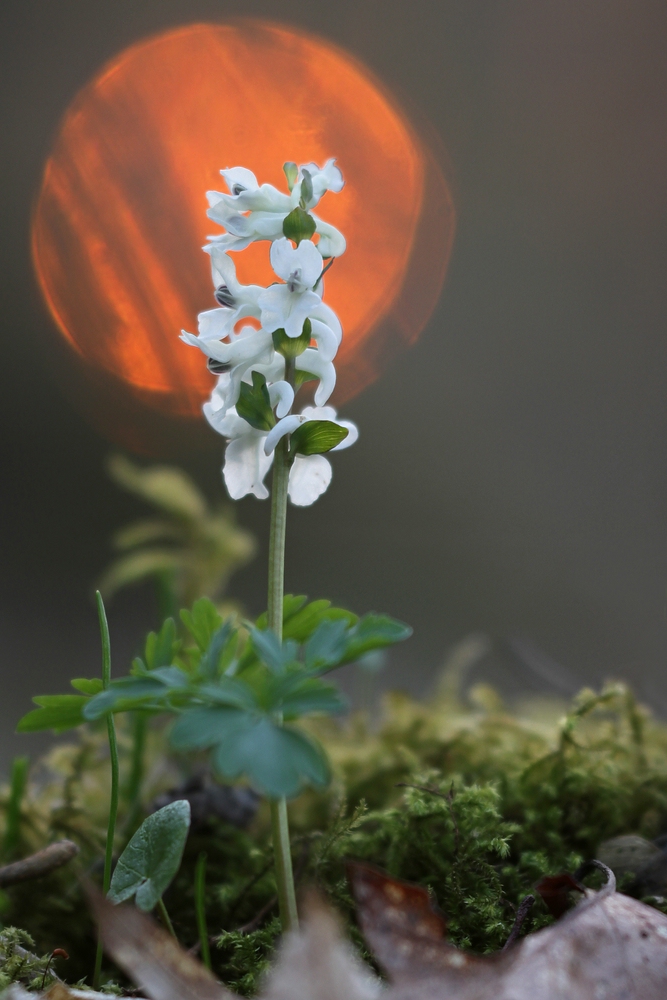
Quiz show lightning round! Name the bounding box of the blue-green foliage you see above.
[16,596,411,799]
[108,800,191,911]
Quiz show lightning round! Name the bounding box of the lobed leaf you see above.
[16,695,89,733]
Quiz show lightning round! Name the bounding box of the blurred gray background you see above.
[2,0,667,770]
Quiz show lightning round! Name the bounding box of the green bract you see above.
[272,319,312,359]
[282,206,316,245]
[107,800,191,911]
[236,372,275,432]
[290,420,349,456]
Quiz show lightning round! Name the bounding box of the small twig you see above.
[502,894,535,950]
[0,840,79,888]
[574,858,616,892]
[236,895,278,935]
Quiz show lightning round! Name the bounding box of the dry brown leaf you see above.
[349,860,667,1000]
[261,891,380,1000]
[87,887,235,1000]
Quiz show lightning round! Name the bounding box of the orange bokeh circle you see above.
[32,21,454,446]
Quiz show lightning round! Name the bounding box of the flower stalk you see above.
[267,435,299,933]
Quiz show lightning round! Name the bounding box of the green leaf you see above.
[108,800,191,911]
[197,678,258,711]
[254,595,309,631]
[149,666,189,689]
[170,706,252,751]
[212,718,330,798]
[145,618,177,670]
[250,628,298,675]
[340,614,413,665]
[275,677,347,719]
[236,372,275,432]
[83,677,171,720]
[272,319,311,359]
[198,620,235,679]
[70,678,104,695]
[304,619,349,671]
[290,420,349,457]
[282,206,316,245]
[17,695,89,733]
[282,600,358,642]
[180,598,223,652]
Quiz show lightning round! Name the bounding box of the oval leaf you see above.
[108,800,191,912]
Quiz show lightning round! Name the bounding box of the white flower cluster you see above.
[182,161,358,506]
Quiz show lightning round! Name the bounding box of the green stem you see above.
[195,852,211,969]
[267,437,299,934]
[93,591,120,990]
[123,712,147,835]
[3,756,29,861]
[157,897,177,939]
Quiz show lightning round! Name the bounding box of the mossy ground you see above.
[2,680,667,993]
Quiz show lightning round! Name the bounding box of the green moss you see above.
[4,681,667,992]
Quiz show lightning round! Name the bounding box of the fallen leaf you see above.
[349,860,667,1000]
[261,891,380,1000]
[87,886,234,1000]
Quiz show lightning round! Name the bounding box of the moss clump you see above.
[3,681,667,993]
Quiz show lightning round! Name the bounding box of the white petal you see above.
[206,232,255,252]
[197,307,236,342]
[223,433,273,500]
[313,217,346,258]
[309,319,339,361]
[264,415,302,455]
[293,240,324,288]
[220,167,259,194]
[287,455,332,506]
[257,285,290,334]
[205,245,239,292]
[268,380,295,419]
[204,403,247,438]
[296,350,336,405]
[320,158,344,193]
[299,405,337,421]
[283,291,321,338]
[270,237,297,282]
[310,302,342,344]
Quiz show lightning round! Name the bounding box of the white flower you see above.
[258,239,323,338]
[298,160,344,208]
[194,247,263,342]
[206,398,357,507]
[206,163,346,257]
[181,323,273,415]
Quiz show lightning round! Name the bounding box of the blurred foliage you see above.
[4,673,667,991]
[98,456,256,616]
